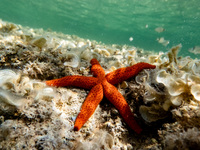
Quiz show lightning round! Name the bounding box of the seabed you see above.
[0,19,200,150]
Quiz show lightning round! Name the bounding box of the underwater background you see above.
[1,1,200,149]
[0,0,199,58]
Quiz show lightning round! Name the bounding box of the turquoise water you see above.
[0,0,200,58]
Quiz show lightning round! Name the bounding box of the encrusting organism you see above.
[46,58,156,134]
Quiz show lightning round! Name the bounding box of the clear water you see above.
[0,0,200,58]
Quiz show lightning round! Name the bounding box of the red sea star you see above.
[46,59,156,134]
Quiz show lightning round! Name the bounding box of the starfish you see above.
[46,59,156,134]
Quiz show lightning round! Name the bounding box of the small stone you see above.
[120,81,128,89]
[173,109,182,117]
[32,37,47,49]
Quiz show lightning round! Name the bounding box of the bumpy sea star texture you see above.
[46,59,156,134]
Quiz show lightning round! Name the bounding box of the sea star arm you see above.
[90,58,105,78]
[102,80,142,134]
[106,62,156,85]
[74,83,104,131]
[46,75,98,90]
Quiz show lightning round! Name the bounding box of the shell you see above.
[67,42,76,49]
[76,130,113,150]
[93,48,110,56]
[191,84,200,101]
[0,69,21,89]
[63,53,80,68]
[35,87,55,101]
[156,70,186,96]
[0,88,25,107]
[80,49,92,60]
[120,81,128,89]
[31,37,47,49]
[77,41,85,48]
[170,95,182,106]
[191,60,200,76]
[139,105,168,122]
[143,83,157,102]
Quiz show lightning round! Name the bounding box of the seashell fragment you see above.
[143,84,157,102]
[53,40,65,51]
[63,53,79,68]
[157,37,169,46]
[155,27,165,33]
[0,88,25,107]
[0,69,21,89]
[31,37,47,49]
[162,100,172,111]
[120,81,128,89]
[67,42,76,48]
[76,130,114,150]
[191,60,200,76]
[77,41,89,51]
[139,105,168,122]
[108,66,117,72]
[135,73,147,85]
[148,52,163,64]
[77,41,85,48]
[191,84,200,101]
[156,70,186,96]
[93,48,110,56]
[170,95,182,106]
[188,74,200,85]
[23,80,46,92]
[80,49,92,60]
[101,49,110,56]
[35,88,55,101]
[167,79,186,96]
[189,46,200,54]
